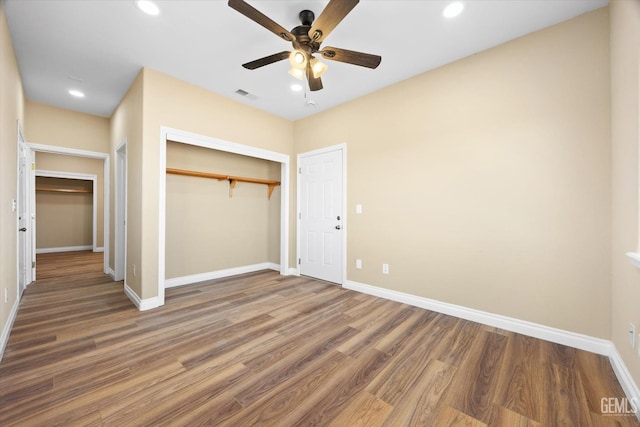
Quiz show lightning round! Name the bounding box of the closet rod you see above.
[166,167,280,199]
[36,187,92,194]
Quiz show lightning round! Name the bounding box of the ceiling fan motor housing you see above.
[299,10,314,26]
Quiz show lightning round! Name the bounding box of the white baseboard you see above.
[344,280,611,355]
[287,268,300,276]
[0,297,20,362]
[608,344,640,420]
[106,267,116,280]
[124,283,160,311]
[165,262,280,289]
[36,245,92,254]
[344,279,640,415]
[94,247,104,253]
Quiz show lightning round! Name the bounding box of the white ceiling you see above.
[3,0,608,121]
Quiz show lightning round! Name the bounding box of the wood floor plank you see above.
[380,358,458,426]
[329,391,394,427]
[433,405,488,426]
[0,251,636,426]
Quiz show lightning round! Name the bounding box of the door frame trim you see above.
[27,143,110,275]
[296,143,347,285]
[158,126,291,308]
[114,139,127,282]
[16,119,30,294]
[34,170,98,252]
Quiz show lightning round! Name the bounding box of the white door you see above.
[299,148,344,284]
[18,142,28,294]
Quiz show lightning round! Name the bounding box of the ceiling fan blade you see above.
[307,65,323,91]
[242,51,291,70]
[308,0,359,43]
[228,0,295,42]
[321,47,381,69]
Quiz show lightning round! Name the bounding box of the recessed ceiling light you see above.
[443,2,464,18]
[290,83,303,92]
[135,0,160,16]
[68,89,85,98]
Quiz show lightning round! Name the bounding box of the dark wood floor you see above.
[0,251,637,426]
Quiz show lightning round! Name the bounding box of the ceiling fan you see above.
[228,0,381,91]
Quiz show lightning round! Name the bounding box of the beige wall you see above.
[611,0,640,387]
[2,1,628,381]
[0,2,25,354]
[35,177,93,249]
[110,70,144,294]
[34,152,105,248]
[132,67,293,299]
[295,8,611,338]
[25,100,110,153]
[165,141,280,278]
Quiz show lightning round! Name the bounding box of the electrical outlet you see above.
[382,263,389,274]
[356,259,362,269]
[630,323,636,348]
[133,264,137,277]
[356,204,362,214]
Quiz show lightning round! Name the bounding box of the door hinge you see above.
[298,258,301,265]
[32,261,36,268]
[298,167,302,174]
[298,212,301,220]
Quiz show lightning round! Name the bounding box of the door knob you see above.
[335,225,341,230]
[19,227,26,232]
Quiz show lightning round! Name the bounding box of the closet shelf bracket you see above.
[166,168,281,200]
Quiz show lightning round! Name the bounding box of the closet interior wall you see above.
[165,140,281,280]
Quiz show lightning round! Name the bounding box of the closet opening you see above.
[158,127,291,307]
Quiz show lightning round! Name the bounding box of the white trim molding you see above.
[28,143,110,275]
[36,245,93,254]
[158,126,291,309]
[609,345,640,420]
[0,298,20,362]
[344,280,611,355]
[36,169,99,252]
[165,263,280,289]
[124,284,160,311]
[344,279,640,418]
[287,268,300,276]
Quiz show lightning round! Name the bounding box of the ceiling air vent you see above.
[235,89,258,100]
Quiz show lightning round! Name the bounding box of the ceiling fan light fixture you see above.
[310,57,328,78]
[288,68,305,80]
[289,50,307,69]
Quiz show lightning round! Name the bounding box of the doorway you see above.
[34,171,97,254]
[297,144,346,284]
[17,122,31,295]
[25,143,110,276]
[115,140,127,282]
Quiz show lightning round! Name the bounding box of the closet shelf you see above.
[166,167,281,200]
[36,187,92,194]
